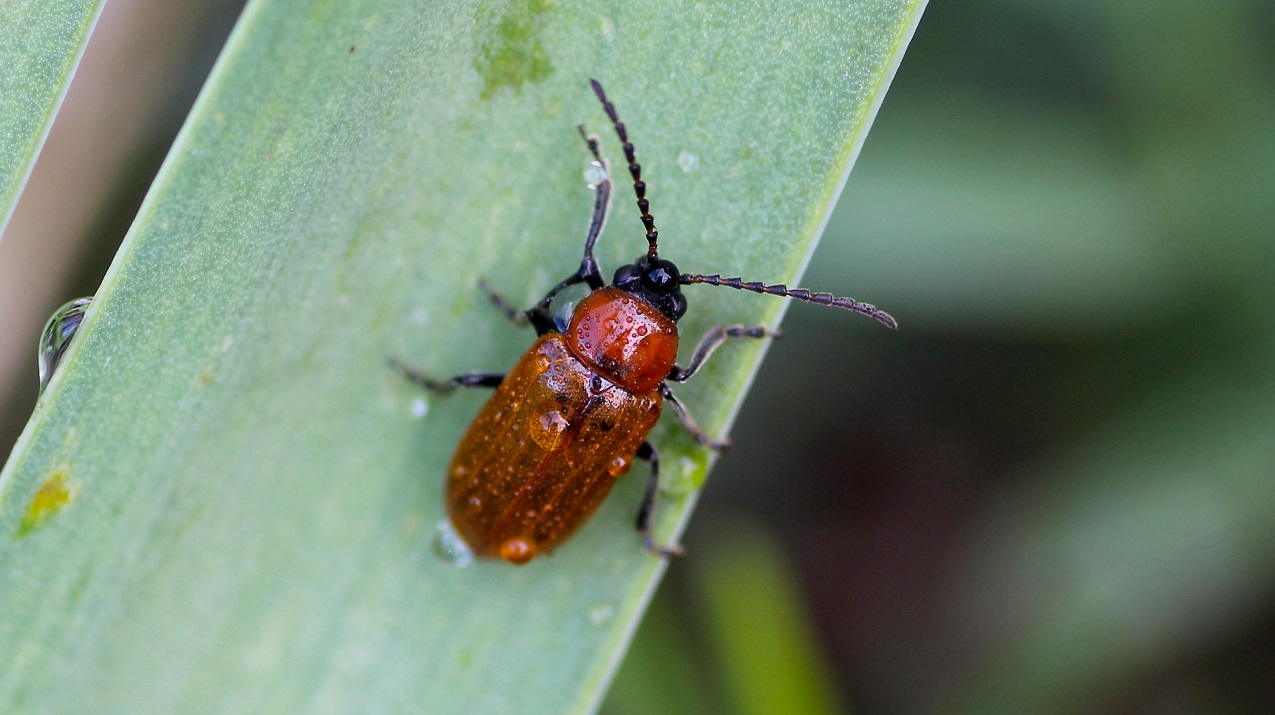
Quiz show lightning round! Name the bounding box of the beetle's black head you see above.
[613,255,688,321]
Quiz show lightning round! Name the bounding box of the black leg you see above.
[477,279,532,328]
[575,124,612,292]
[660,384,730,452]
[388,357,503,394]
[666,324,779,383]
[635,442,684,558]
[525,127,614,335]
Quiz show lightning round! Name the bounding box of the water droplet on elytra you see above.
[38,297,92,394]
[500,536,536,564]
[607,455,631,476]
[533,355,552,374]
[531,410,570,450]
[432,520,474,567]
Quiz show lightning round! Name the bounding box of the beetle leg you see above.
[477,279,532,328]
[659,384,731,453]
[388,357,503,394]
[475,278,561,336]
[523,128,616,335]
[635,442,685,559]
[666,324,780,383]
[575,125,611,292]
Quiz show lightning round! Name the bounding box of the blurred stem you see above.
[693,516,848,715]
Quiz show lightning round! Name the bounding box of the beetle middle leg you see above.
[660,324,780,450]
[635,441,684,558]
[388,357,503,394]
[666,324,780,383]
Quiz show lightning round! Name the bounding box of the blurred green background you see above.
[2,0,1273,712]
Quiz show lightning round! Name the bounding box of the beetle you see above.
[392,79,896,565]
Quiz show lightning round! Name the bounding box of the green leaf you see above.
[0,0,105,237]
[0,0,926,711]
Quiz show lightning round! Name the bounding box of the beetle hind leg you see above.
[659,384,730,453]
[635,442,685,559]
[388,357,503,394]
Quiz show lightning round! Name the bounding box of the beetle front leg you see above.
[477,279,532,328]
[524,128,615,335]
[635,441,684,559]
[666,324,779,383]
[659,384,730,452]
[388,357,503,394]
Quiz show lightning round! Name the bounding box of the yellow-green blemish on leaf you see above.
[474,0,555,99]
[18,468,76,537]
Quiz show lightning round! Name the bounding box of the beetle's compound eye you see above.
[613,263,641,290]
[642,259,680,292]
[670,292,688,320]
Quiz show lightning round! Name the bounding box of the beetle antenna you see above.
[590,78,659,260]
[679,273,898,329]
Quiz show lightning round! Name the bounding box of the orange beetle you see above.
[394,80,896,564]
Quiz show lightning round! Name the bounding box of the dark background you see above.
[2,1,1272,713]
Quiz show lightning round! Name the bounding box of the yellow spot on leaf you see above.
[18,469,76,537]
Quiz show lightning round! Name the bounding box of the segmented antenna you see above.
[590,78,658,259]
[679,274,898,329]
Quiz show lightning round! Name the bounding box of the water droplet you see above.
[554,300,575,330]
[588,603,615,626]
[500,536,536,564]
[607,454,631,477]
[38,297,92,394]
[583,161,608,188]
[677,150,699,172]
[411,398,429,419]
[533,354,552,374]
[660,457,700,497]
[432,520,474,567]
[532,410,570,450]
[468,495,481,507]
